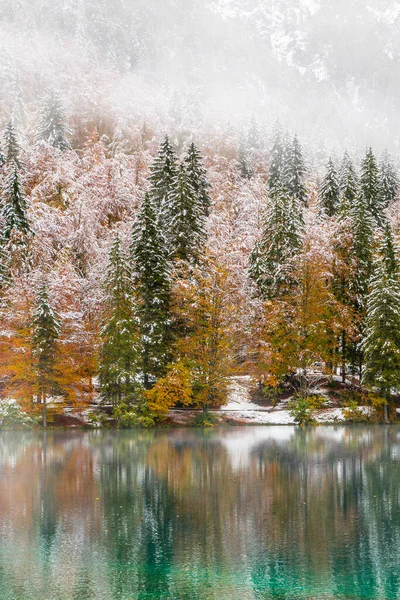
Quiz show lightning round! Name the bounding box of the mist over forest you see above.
[1,0,400,155]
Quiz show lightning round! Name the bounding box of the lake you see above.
[0,427,399,600]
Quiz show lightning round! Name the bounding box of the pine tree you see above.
[338,152,358,216]
[249,185,303,300]
[148,136,178,219]
[284,135,307,206]
[247,116,260,150]
[268,124,286,193]
[36,91,71,151]
[363,224,400,419]
[379,150,398,208]
[4,121,21,167]
[183,142,211,216]
[32,280,61,427]
[360,147,384,225]
[99,234,139,406]
[238,135,253,179]
[168,164,206,264]
[131,193,172,388]
[1,123,33,246]
[319,158,339,217]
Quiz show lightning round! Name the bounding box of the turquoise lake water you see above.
[0,427,399,599]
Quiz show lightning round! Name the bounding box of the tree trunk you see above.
[42,393,47,429]
[341,330,346,384]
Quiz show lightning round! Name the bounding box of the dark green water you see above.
[0,427,399,600]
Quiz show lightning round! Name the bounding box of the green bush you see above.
[288,396,315,425]
[112,403,156,428]
[342,400,369,423]
[193,411,218,427]
[0,399,38,429]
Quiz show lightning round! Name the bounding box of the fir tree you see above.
[350,193,375,312]
[284,135,307,206]
[131,193,172,388]
[338,152,358,216]
[168,164,206,264]
[1,162,32,243]
[379,150,399,208]
[268,124,286,193]
[247,116,260,150]
[363,224,400,419]
[99,234,139,406]
[238,135,253,179]
[148,136,178,220]
[36,91,71,151]
[249,185,303,300]
[4,121,21,167]
[32,280,61,427]
[319,158,339,217]
[360,147,384,225]
[183,142,211,216]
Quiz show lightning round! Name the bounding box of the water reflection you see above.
[0,427,399,599]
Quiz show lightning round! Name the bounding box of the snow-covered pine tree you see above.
[338,152,358,216]
[0,241,10,296]
[168,164,206,264]
[1,161,32,243]
[183,142,211,216]
[4,121,21,167]
[131,193,172,388]
[379,150,399,208]
[319,158,339,217]
[350,193,375,313]
[268,124,286,193]
[99,234,139,406]
[249,184,303,300]
[238,135,253,179]
[247,116,260,150]
[284,135,307,206]
[363,224,400,419]
[32,280,61,427]
[36,91,71,151]
[360,147,384,225]
[148,135,178,220]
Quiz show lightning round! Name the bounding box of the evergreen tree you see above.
[1,161,32,243]
[360,147,384,225]
[99,234,139,406]
[284,135,307,206]
[36,91,71,151]
[32,280,61,427]
[338,152,358,216]
[148,136,178,219]
[183,142,211,216]
[0,240,10,296]
[4,121,21,167]
[319,158,339,217]
[363,224,400,419]
[350,193,375,313]
[131,193,172,388]
[379,150,399,208]
[249,185,303,300]
[238,135,253,179]
[268,124,286,193]
[247,116,260,150]
[168,165,206,264]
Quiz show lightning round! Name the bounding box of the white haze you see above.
[0,0,400,154]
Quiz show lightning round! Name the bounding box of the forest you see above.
[0,90,399,428]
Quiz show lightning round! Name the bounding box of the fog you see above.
[0,0,399,152]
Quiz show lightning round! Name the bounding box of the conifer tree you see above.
[131,193,172,388]
[360,147,384,225]
[247,116,260,150]
[1,123,32,245]
[268,124,286,192]
[339,152,358,216]
[284,135,307,206]
[148,136,178,219]
[363,224,400,420]
[99,234,139,406]
[238,136,253,179]
[379,150,399,208]
[249,185,303,300]
[319,158,339,217]
[183,142,211,216]
[168,164,206,264]
[36,91,71,151]
[32,280,61,427]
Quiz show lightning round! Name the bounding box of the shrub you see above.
[193,411,218,427]
[342,400,368,423]
[288,396,315,425]
[0,399,38,429]
[112,402,156,428]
